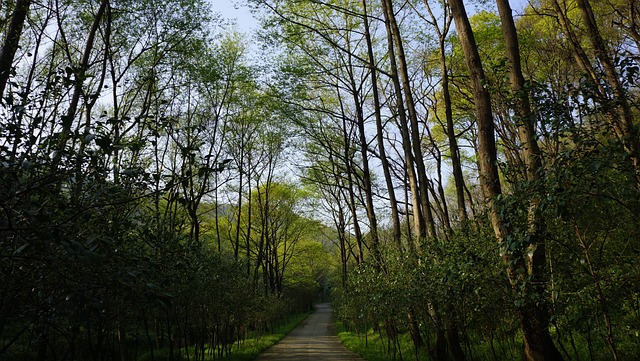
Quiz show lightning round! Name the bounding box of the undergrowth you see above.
[139,310,312,361]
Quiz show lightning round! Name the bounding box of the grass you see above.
[335,323,522,361]
[215,311,312,361]
[336,322,640,361]
[335,322,428,361]
[139,310,313,361]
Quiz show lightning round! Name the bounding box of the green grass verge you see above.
[216,311,312,361]
[139,310,313,361]
[336,322,640,361]
[335,322,427,361]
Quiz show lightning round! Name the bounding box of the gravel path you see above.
[255,303,365,361]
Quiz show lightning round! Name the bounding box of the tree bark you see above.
[344,26,381,265]
[495,1,564,360]
[574,0,640,188]
[447,0,503,240]
[380,0,425,244]
[0,0,32,100]
[361,0,402,247]
[382,0,438,240]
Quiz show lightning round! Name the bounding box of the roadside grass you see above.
[335,323,522,361]
[216,311,312,361]
[335,322,428,361]
[336,322,640,360]
[139,310,312,361]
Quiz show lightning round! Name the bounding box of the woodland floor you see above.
[255,303,364,361]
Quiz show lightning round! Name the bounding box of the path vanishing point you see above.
[255,303,365,361]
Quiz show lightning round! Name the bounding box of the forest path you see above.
[255,303,365,361]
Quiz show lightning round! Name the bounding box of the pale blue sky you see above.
[217,0,258,31]
[215,0,528,33]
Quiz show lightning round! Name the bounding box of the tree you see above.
[445,0,565,358]
[494,0,563,358]
[0,0,31,100]
[420,0,469,229]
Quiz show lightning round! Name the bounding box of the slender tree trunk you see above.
[382,0,437,240]
[501,1,548,358]
[380,0,425,243]
[449,0,564,358]
[446,0,503,238]
[401,165,414,247]
[332,167,350,286]
[496,1,565,359]
[234,155,245,260]
[65,0,109,123]
[8,2,52,166]
[0,0,31,100]
[253,182,265,287]
[48,0,109,177]
[445,1,511,360]
[361,0,402,247]
[339,89,365,263]
[74,2,111,198]
[438,36,468,227]
[430,133,467,360]
[246,160,253,278]
[574,0,640,188]
[418,6,469,358]
[345,44,381,266]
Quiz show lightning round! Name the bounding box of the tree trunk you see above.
[344,29,381,265]
[246,160,253,278]
[380,0,425,243]
[574,0,640,188]
[361,0,402,247]
[65,0,110,123]
[0,0,32,100]
[340,96,365,263]
[334,195,349,287]
[234,154,244,259]
[495,0,564,360]
[438,36,468,227]
[446,0,503,239]
[383,0,437,240]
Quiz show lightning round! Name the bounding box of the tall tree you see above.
[549,0,640,188]
[495,0,564,358]
[421,0,469,228]
[0,0,31,99]
[380,0,425,245]
[360,0,402,246]
[381,0,438,241]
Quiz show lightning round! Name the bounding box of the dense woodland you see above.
[0,0,639,360]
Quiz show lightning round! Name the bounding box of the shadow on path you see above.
[255,303,365,361]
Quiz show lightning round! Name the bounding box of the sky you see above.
[215,0,530,35]
[217,0,259,32]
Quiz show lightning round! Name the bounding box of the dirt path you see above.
[255,303,365,361]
